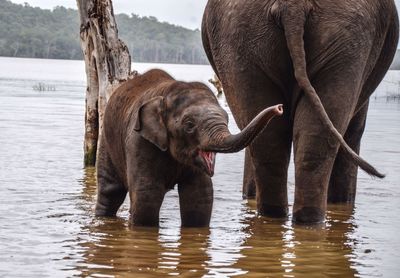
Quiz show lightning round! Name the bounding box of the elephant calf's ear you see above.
[134,96,168,151]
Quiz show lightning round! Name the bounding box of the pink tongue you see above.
[201,151,216,174]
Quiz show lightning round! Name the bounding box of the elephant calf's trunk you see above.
[209,104,283,153]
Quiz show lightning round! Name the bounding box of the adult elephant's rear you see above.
[202,0,399,223]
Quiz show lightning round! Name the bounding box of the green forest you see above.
[0,0,208,64]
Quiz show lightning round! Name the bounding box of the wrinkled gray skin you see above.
[95,69,283,227]
[202,0,399,223]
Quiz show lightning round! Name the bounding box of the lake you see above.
[0,57,399,277]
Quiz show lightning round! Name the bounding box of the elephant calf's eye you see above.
[184,121,196,134]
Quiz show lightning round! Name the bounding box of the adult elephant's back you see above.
[201,0,398,223]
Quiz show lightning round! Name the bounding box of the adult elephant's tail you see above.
[274,0,385,178]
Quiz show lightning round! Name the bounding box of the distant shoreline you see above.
[1,54,396,69]
[0,55,210,66]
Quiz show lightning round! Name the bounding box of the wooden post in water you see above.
[76,0,132,166]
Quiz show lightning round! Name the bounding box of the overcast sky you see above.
[10,0,400,31]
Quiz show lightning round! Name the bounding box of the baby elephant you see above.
[96,69,283,227]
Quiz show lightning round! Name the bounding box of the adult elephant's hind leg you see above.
[328,102,369,204]
[328,17,399,204]
[95,143,127,217]
[292,64,364,224]
[243,149,256,199]
[222,72,292,218]
[178,170,213,227]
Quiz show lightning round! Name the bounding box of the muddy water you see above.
[0,57,399,277]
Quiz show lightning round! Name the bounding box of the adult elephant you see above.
[202,0,399,223]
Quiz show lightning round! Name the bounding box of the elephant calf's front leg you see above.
[178,171,213,227]
[129,187,166,227]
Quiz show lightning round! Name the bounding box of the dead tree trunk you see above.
[77,0,132,166]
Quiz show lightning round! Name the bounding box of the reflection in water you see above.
[232,203,358,277]
[71,168,360,277]
[77,222,212,277]
[77,167,97,210]
[74,167,212,277]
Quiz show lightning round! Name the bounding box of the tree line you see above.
[0,0,208,64]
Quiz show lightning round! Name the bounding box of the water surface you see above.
[0,57,399,277]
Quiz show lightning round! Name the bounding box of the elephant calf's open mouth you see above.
[199,150,216,177]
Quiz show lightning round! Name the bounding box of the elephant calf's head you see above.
[135,83,283,176]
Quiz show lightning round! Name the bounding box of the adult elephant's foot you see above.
[292,207,325,224]
[258,204,288,218]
